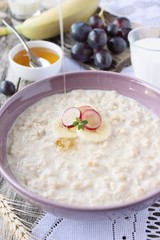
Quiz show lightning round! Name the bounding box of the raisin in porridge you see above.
[7,90,160,207]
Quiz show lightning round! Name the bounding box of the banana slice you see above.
[53,119,77,138]
[77,120,111,143]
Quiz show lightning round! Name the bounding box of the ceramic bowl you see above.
[0,71,160,221]
[9,40,63,81]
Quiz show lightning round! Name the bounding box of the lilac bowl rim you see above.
[0,70,160,212]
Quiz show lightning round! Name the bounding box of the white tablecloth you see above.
[100,0,160,26]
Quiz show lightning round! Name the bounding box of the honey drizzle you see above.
[55,138,75,151]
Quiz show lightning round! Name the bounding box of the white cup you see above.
[128,26,160,89]
[7,0,40,20]
[9,40,63,81]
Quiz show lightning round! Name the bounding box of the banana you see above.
[53,119,77,138]
[53,117,110,143]
[77,120,111,143]
[0,0,100,39]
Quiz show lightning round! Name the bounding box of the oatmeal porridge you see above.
[7,90,160,207]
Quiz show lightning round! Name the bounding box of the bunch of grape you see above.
[70,15,131,70]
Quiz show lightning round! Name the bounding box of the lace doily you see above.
[32,202,160,240]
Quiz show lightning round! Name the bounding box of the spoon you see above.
[2,17,50,68]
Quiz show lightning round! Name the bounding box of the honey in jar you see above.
[13,47,59,67]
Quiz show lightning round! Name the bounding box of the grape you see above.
[69,14,131,68]
[87,28,107,49]
[106,23,119,37]
[71,42,93,63]
[88,15,104,29]
[118,27,132,45]
[107,36,127,54]
[113,17,131,29]
[70,22,92,42]
[0,80,16,96]
[93,49,112,70]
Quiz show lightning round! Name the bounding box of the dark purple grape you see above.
[87,28,107,49]
[118,27,132,45]
[93,49,112,70]
[106,23,119,37]
[70,22,92,42]
[113,17,131,29]
[71,42,93,63]
[88,15,104,29]
[107,36,127,54]
[0,80,16,96]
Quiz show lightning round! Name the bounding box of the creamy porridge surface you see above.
[7,90,160,207]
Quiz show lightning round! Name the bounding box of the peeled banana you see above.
[77,120,111,143]
[53,118,111,143]
[53,119,78,138]
[0,0,100,39]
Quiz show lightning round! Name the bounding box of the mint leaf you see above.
[75,117,80,123]
[73,121,79,126]
[73,118,88,130]
[81,120,88,125]
[78,124,84,130]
